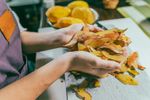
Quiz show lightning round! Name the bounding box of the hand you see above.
[58,24,102,45]
[65,51,120,77]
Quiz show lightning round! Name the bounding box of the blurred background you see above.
[6,0,150,32]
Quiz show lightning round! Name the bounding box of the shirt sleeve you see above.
[12,11,27,32]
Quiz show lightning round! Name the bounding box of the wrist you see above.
[50,29,68,47]
[44,30,65,48]
[39,52,75,85]
[59,28,77,46]
[61,52,76,71]
[65,52,79,71]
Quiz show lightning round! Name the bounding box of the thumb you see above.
[64,24,83,47]
[68,24,83,31]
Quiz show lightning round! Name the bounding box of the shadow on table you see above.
[37,90,50,100]
[36,53,53,69]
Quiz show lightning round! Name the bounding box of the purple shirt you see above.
[0,0,28,88]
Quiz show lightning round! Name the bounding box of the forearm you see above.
[21,31,65,54]
[21,25,83,54]
[0,53,72,100]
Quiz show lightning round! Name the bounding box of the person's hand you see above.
[58,24,102,45]
[64,51,120,77]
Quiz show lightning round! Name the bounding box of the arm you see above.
[21,24,83,54]
[0,52,120,100]
[0,53,72,100]
[21,31,67,54]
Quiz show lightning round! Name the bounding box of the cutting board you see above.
[66,18,150,100]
